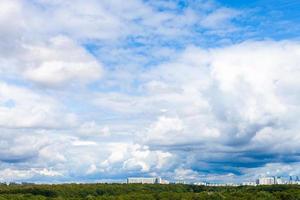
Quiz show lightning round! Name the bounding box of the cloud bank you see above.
[0,0,300,183]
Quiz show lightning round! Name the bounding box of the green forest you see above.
[0,183,300,200]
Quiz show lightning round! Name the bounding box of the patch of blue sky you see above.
[61,97,98,115]
[217,0,259,8]
[0,76,32,89]
[144,0,189,12]
[219,0,300,39]
[2,99,16,108]
[84,37,183,70]
[218,0,300,11]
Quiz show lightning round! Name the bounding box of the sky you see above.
[0,0,300,183]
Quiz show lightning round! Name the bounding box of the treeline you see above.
[0,183,300,199]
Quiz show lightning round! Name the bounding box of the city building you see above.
[256,177,275,185]
[175,180,186,184]
[127,177,164,184]
[206,183,238,187]
[274,177,283,184]
[242,182,257,186]
[160,179,169,184]
[288,176,300,184]
[194,182,207,186]
[127,175,300,186]
[256,177,284,185]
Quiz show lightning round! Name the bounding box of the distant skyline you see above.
[0,0,300,183]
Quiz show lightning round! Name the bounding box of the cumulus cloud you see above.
[0,131,48,163]
[0,167,63,183]
[0,0,104,87]
[0,82,77,128]
[91,40,300,180]
[22,36,103,86]
[0,126,175,182]
[78,121,110,136]
[146,116,184,143]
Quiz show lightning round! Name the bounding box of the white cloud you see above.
[122,144,174,173]
[22,36,103,87]
[0,128,176,181]
[0,82,77,128]
[145,116,184,145]
[78,121,110,136]
[174,168,200,181]
[33,0,123,40]
[0,168,62,182]
[201,8,240,29]
[34,168,63,177]
[0,131,49,163]
[91,41,300,154]
[71,140,97,147]
[90,40,300,181]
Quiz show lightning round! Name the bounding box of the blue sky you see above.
[0,0,300,183]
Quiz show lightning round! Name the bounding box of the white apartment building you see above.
[194,182,207,186]
[257,177,275,185]
[161,179,169,184]
[242,182,257,186]
[274,177,283,184]
[175,180,186,184]
[127,177,162,184]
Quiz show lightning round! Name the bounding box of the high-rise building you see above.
[288,176,300,184]
[275,177,283,184]
[289,176,293,183]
